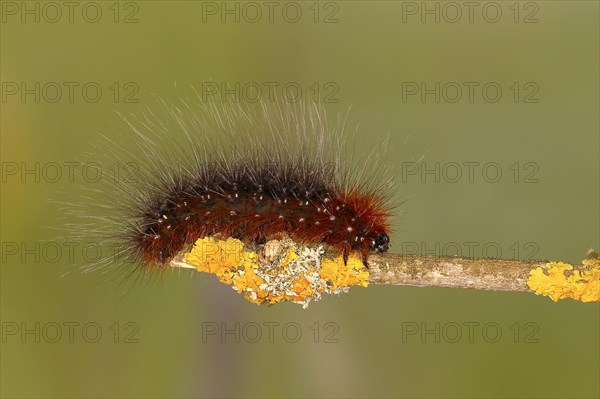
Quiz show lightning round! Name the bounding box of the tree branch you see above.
[170,238,599,304]
[366,253,545,292]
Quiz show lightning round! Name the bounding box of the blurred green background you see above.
[1,1,598,398]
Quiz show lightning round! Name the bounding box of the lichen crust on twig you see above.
[170,237,599,306]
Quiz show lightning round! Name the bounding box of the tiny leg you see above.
[361,252,370,269]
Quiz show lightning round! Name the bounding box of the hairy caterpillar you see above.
[72,94,396,275]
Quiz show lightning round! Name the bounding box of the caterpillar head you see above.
[369,231,390,253]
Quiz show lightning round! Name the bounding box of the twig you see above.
[367,253,545,292]
[170,238,599,305]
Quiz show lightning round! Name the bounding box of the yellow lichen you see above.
[282,247,299,266]
[184,237,245,274]
[182,237,369,307]
[527,258,600,303]
[320,255,370,289]
[291,274,314,301]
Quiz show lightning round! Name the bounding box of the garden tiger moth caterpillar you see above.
[70,93,398,279]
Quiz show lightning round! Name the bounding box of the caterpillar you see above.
[74,94,396,274]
